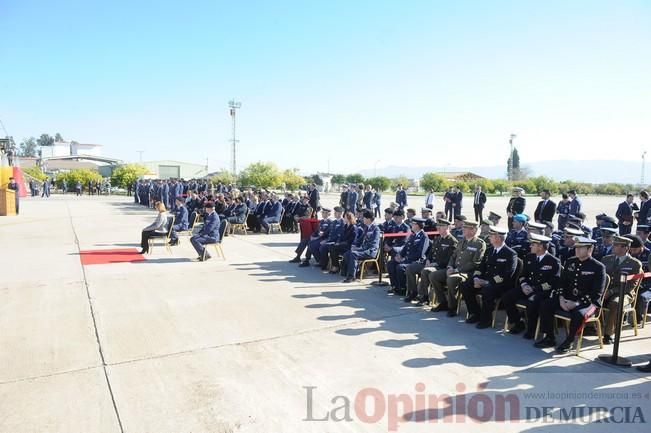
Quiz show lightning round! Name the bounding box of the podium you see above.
[0,188,16,216]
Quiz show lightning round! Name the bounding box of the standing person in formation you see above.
[567,189,582,218]
[443,187,453,220]
[452,186,463,220]
[506,187,526,229]
[472,185,486,222]
[41,178,51,198]
[425,188,435,210]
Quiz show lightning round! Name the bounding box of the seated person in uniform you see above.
[386,217,429,296]
[535,237,606,354]
[502,233,560,339]
[169,196,189,246]
[600,236,642,344]
[226,196,248,225]
[429,221,486,316]
[326,211,358,274]
[139,201,169,254]
[190,202,221,261]
[461,226,517,329]
[506,213,530,260]
[341,210,381,283]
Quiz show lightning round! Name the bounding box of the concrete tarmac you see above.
[1,194,650,433]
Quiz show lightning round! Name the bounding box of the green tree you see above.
[283,169,306,191]
[209,169,235,186]
[331,174,346,185]
[36,133,54,147]
[22,166,47,181]
[238,162,282,189]
[56,168,103,189]
[365,176,391,191]
[345,173,365,185]
[420,172,448,192]
[110,164,149,188]
[54,133,64,142]
[492,179,509,195]
[392,175,410,190]
[309,174,323,186]
[18,137,38,157]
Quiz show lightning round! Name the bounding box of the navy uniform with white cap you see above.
[527,220,556,257]
[429,220,486,315]
[488,211,502,226]
[502,233,561,338]
[506,213,530,260]
[460,225,518,328]
[557,227,584,265]
[387,217,430,295]
[535,236,606,354]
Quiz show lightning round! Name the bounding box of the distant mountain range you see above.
[360,160,647,185]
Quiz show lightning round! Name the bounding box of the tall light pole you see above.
[136,150,144,162]
[228,99,242,177]
[508,133,517,181]
[642,151,647,186]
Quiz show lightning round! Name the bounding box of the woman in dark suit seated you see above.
[139,201,169,254]
[328,212,359,274]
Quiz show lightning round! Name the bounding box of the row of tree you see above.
[20,162,646,197]
[17,133,66,157]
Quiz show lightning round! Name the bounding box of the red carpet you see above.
[80,248,146,265]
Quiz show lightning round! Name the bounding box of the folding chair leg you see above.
[360,263,365,281]
[596,319,604,349]
[534,319,540,341]
[575,329,584,356]
[632,312,639,336]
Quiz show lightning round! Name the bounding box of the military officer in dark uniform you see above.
[557,227,584,265]
[627,235,651,324]
[635,225,651,250]
[478,219,492,243]
[169,196,189,246]
[407,218,458,305]
[420,207,436,231]
[429,221,486,315]
[592,227,617,261]
[616,194,636,235]
[535,237,606,354]
[488,211,502,226]
[601,236,642,344]
[300,208,333,267]
[506,187,526,229]
[502,233,561,339]
[461,226,517,328]
[387,217,429,295]
[506,213,530,260]
[527,221,556,257]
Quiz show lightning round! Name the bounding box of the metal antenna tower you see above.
[228,99,242,176]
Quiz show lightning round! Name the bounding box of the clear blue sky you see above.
[1,0,650,175]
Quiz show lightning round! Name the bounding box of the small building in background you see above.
[436,172,485,183]
[140,160,208,179]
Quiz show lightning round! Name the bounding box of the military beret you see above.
[321,207,331,212]
[489,226,508,235]
[564,227,584,236]
[421,207,432,213]
[613,236,632,246]
[513,214,528,223]
[463,220,479,228]
[528,221,546,229]
[333,206,344,212]
[530,233,552,244]
[573,236,596,247]
[393,209,405,217]
[489,211,502,219]
[436,218,452,226]
[481,218,493,226]
[601,227,619,236]
[636,225,650,233]
[624,234,643,248]
[454,215,467,221]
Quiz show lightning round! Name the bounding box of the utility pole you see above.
[642,151,647,186]
[228,99,242,177]
[136,150,144,162]
[508,134,517,181]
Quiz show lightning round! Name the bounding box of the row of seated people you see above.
[290,206,650,355]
